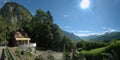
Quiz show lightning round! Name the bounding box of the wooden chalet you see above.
[8,29,31,47]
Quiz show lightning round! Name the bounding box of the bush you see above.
[63,51,71,60]
[77,48,83,52]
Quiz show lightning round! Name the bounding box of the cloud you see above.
[3,0,8,3]
[102,27,107,29]
[102,27,117,32]
[0,0,9,4]
[78,30,90,33]
[68,30,90,34]
[74,33,101,37]
[69,27,117,37]
[64,26,70,28]
[63,15,69,18]
[74,27,117,37]
[109,29,117,32]
[75,33,90,36]
[68,30,91,36]
[62,26,71,29]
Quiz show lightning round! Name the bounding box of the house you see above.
[14,31,30,46]
[8,28,36,52]
[8,29,30,47]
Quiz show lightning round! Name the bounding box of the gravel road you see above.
[35,50,63,60]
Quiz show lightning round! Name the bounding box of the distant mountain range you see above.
[63,31,120,41]
[62,30,82,41]
[80,32,120,41]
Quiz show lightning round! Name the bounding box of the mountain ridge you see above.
[80,32,120,41]
[62,30,82,41]
[0,2,32,23]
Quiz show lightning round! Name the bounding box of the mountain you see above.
[80,32,120,41]
[0,2,32,23]
[0,2,73,49]
[62,30,82,41]
[80,35,99,40]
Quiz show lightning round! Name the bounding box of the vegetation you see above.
[0,2,73,51]
[77,40,120,60]
[63,51,72,60]
[0,2,120,60]
[35,54,55,60]
[81,32,120,42]
[76,40,106,50]
[4,47,34,60]
[0,15,7,43]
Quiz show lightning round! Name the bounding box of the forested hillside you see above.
[77,40,120,60]
[0,2,73,51]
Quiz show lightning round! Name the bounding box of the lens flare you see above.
[80,0,90,9]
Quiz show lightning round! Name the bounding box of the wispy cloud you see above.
[0,0,9,4]
[71,30,99,36]
[68,30,90,33]
[75,33,89,36]
[64,26,70,29]
[102,27,117,32]
[74,33,100,37]
[109,29,117,32]
[62,26,71,29]
[78,30,90,33]
[67,27,118,37]
[63,15,69,18]
[102,27,107,29]
[3,0,8,4]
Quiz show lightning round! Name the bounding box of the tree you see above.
[30,9,54,49]
[0,15,7,43]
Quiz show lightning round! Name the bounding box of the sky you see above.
[0,0,120,36]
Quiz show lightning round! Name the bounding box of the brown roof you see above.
[14,31,28,38]
[13,28,31,41]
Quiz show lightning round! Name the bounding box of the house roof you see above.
[14,32,28,38]
[14,29,30,41]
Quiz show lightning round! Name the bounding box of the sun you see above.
[80,0,90,9]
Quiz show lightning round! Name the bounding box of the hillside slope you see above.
[80,32,120,41]
[0,2,32,23]
[78,40,120,60]
[63,30,81,41]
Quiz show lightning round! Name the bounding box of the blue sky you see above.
[0,0,120,36]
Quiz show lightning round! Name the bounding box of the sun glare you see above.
[80,0,90,9]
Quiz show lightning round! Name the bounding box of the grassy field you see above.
[78,40,120,60]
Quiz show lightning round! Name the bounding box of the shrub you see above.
[63,51,71,60]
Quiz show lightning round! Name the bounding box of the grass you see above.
[80,47,106,56]
[78,40,120,57]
